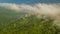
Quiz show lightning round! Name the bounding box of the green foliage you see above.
[0,15,59,34]
[0,9,60,34]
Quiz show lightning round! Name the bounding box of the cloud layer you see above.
[0,3,60,26]
[0,3,60,15]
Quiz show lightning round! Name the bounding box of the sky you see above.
[0,0,60,4]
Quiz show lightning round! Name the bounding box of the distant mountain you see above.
[0,8,28,29]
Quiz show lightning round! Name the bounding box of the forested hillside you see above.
[0,10,60,34]
[0,3,60,34]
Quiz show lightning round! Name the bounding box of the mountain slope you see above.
[0,15,59,34]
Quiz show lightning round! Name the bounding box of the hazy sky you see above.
[0,0,60,4]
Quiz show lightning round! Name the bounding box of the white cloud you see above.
[0,3,60,26]
[0,3,60,16]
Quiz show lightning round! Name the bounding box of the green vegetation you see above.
[0,9,60,34]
